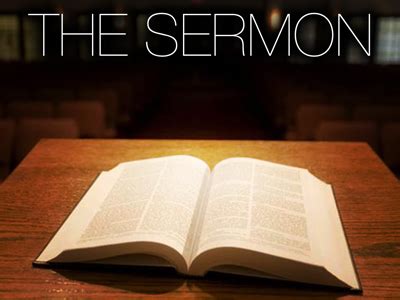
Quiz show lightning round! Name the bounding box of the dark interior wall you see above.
[0,0,399,178]
[0,0,400,13]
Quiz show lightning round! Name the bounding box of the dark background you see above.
[0,0,399,180]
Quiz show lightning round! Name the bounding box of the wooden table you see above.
[0,139,399,298]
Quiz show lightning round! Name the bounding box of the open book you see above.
[34,155,361,290]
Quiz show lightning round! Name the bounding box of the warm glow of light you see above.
[269,8,282,30]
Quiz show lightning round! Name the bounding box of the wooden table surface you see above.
[0,139,399,299]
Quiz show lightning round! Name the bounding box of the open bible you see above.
[34,155,361,290]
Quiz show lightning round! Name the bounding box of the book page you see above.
[193,157,316,265]
[37,155,210,271]
[190,157,359,289]
[303,173,360,289]
[78,156,210,254]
